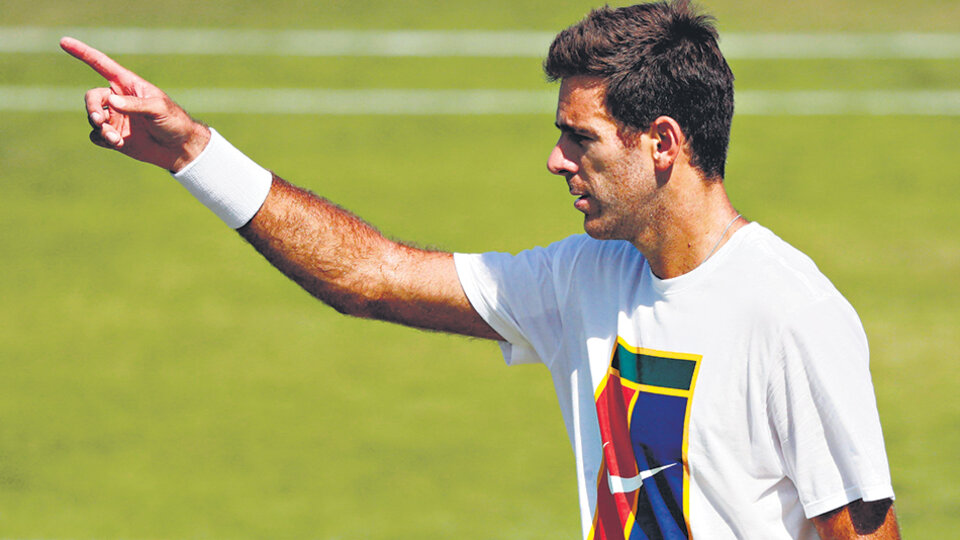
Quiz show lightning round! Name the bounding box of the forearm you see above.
[238,175,405,316]
[175,133,498,338]
[238,176,500,338]
[172,130,462,326]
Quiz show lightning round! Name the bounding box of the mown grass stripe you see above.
[737,90,960,115]
[2,27,960,59]
[722,33,960,59]
[3,86,960,116]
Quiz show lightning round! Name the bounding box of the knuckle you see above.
[84,87,106,99]
[84,88,108,110]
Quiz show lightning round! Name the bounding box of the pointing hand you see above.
[60,37,210,172]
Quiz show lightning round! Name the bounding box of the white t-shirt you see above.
[454,223,893,539]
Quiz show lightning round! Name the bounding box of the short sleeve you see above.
[770,295,895,518]
[454,239,584,367]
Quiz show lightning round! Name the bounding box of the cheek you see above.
[580,146,614,177]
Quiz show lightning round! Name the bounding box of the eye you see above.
[567,132,590,145]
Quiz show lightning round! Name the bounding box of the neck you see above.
[634,180,744,280]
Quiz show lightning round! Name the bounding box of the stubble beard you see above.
[581,202,634,242]
[582,189,667,250]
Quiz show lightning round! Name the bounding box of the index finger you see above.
[60,36,140,87]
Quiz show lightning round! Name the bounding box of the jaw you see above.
[581,210,621,241]
[580,197,657,245]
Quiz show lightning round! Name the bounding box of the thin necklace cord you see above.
[700,213,742,266]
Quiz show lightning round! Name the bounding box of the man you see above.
[62,1,898,538]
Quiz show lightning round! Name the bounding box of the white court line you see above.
[8,28,557,57]
[737,90,960,115]
[2,27,960,58]
[721,33,960,59]
[3,86,960,116]
[0,87,556,115]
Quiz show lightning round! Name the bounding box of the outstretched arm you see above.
[812,498,900,540]
[61,37,501,340]
[239,176,500,337]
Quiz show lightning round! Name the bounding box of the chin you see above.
[582,218,617,241]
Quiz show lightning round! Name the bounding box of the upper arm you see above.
[770,297,894,518]
[369,246,504,340]
[811,498,900,539]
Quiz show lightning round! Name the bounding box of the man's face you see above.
[547,76,659,243]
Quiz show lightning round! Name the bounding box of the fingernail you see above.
[91,112,102,124]
[108,95,125,108]
[105,131,120,144]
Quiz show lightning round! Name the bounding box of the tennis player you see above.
[62,1,899,538]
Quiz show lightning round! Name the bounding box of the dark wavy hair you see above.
[544,1,735,180]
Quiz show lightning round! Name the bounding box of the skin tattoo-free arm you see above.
[238,175,501,338]
[812,498,901,539]
[61,38,901,538]
[59,37,500,341]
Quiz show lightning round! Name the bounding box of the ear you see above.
[649,116,685,172]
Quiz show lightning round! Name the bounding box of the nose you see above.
[547,138,578,176]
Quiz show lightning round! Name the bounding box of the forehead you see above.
[556,75,613,127]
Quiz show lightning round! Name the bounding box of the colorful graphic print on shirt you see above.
[589,340,702,540]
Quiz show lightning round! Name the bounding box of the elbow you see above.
[320,282,392,321]
[307,249,405,322]
[328,296,377,319]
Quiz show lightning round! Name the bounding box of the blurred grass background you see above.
[1,0,958,538]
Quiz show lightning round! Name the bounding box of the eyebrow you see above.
[555,120,595,138]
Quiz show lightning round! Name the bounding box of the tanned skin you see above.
[238,176,500,339]
[813,498,900,539]
[59,36,499,341]
[61,37,899,539]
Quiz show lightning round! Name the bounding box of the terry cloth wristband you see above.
[171,128,273,229]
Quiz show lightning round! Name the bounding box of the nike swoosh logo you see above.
[608,462,678,494]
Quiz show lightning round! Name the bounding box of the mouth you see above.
[568,182,592,212]
[570,190,592,213]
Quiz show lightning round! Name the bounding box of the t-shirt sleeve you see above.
[454,239,578,367]
[770,295,895,518]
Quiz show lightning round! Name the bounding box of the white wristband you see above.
[171,128,273,229]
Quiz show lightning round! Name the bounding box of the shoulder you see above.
[460,234,641,275]
[529,233,637,261]
[730,224,848,311]
[454,235,645,310]
[549,234,641,269]
[727,224,868,351]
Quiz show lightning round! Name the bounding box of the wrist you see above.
[170,123,212,173]
[171,128,273,228]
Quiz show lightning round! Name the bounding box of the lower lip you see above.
[574,196,591,212]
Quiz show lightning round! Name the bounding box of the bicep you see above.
[811,498,900,539]
[375,247,503,340]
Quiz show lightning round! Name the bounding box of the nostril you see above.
[547,148,576,176]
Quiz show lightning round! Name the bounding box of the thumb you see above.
[107,94,164,116]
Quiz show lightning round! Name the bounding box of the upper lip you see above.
[568,182,588,198]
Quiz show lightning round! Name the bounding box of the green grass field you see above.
[1,1,958,538]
